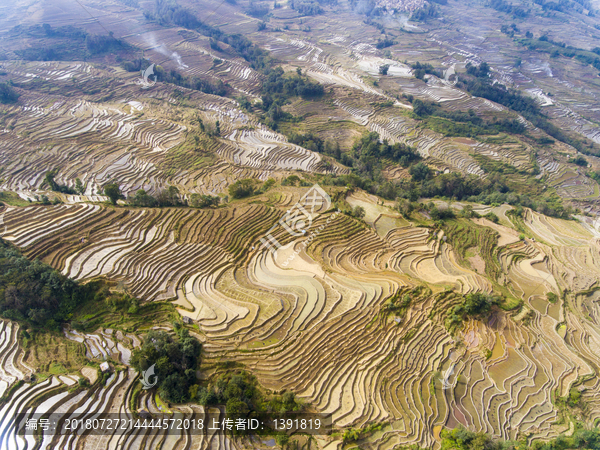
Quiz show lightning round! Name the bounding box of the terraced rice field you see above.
[1,0,600,447]
[2,193,600,448]
[0,62,344,200]
[0,318,237,450]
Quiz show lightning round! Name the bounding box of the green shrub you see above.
[228,179,256,199]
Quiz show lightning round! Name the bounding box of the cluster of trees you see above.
[193,115,220,137]
[323,162,573,219]
[458,62,596,154]
[341,205,365,219]
[44,170,77,195]
[0,82,19,104]
[508,195,574,219]
[260,68,323,128]
[383,290,412,316]
[446,292,499,331]
[590,169,600,183]
[128,187,183,207]
[120,58,227,96]
[194,371,303,414]
[379,64,390,75]
[411,62,441,81]
[0,238,96,329]
[417,172,504,200]
[426,115,525,138]
[439,426,600,450]
[16,47,69,62]
[489,0,529,17]
[465,61,490,78]
[11,23,87,40]
[428,204,458,220]
[521,35,600,73]
[150,0,205,29]
[411,98,526,137]
[290,1,323,15]
[159,66,227,96]
[196,372,259,412]
[228,178,275,199]
[534,0,591,14]
[569,155,588,166]
[13,24,127,61]
[500,23,519,37]
[228,179,256,199]
[103,183,125,205]
[85,33,124,55]
[287,132,341,159]
[342,423,384,443]
[127,187,221,209]
[148,0,271,72]
[261,67,323,107]
[246,1,270,18]
[411,4,439,21]
[189,194,220,208]
[120,57,148,73]
[408,162,431,181]
[94,179,275,209]
[281,175,311,187]
[397,199,499,222]
[131,328,202,403]
[346,132,421,177]
[376,37,396,49]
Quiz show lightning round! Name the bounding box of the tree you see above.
[103,183,123,205]
[343,428,360,443]
[131,329,202,404]
[412,99,434,116]
[0,239,92,329]
[75,178,85,195]
[463,292,496,316]
[352,206,366,219]
[379,64,390,75]
[156,186,182,207]
[161,373,188,403]
[409,162,431,181]
[275,435,290,447]
[45,170,59,191]
[0,82,19,104]
[396,198,414,217]
[569,155,588,167]
[226,397,250,414]
[44,170,76,194]
[228,179,255,199]
[129,189,158,207]
[189,194,220,208]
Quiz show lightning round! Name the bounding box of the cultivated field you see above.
[1,0,600,448]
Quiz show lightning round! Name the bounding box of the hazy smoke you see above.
[142,33,188,69]
[354,0,375,14]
